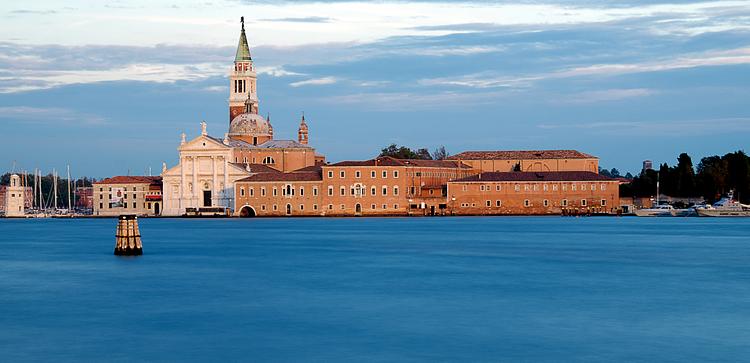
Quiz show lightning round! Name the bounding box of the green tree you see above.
[675,153,696,197]
[379,144,433,160]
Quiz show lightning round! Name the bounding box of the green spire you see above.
[235,16,252,62]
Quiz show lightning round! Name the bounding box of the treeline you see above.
[620,151,750,203]
[0,173,96,208]
[379,144,449,160]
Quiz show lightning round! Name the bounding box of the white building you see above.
[4,174,25,217]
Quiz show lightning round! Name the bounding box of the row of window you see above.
[240,184,319,197]
[233,79,253,94]
[236,156,275,165]
[98,186,154,192]
[461,199,608,208]
[254,203,401,213]
[99,202,160,210]
[467,183,609,192]
[326,170,399,179]
[328,185,399,197]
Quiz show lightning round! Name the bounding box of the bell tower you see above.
[229,16,258,123]
[298,113,309,145]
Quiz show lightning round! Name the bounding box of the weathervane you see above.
[241,16,244,31]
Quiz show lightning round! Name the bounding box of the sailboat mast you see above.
[656,172,660,206]
[53,169,58,210]
[67,165,71,211]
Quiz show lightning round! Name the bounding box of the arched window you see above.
[262,156,275,165]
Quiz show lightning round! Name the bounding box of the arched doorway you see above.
[355,203,362,215]
[239,206,256,218]
[286,204,292,215]
[154,203,160,216]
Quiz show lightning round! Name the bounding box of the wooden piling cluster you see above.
[114,214,143,256]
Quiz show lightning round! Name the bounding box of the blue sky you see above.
[1,0,749,177]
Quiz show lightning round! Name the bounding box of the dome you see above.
[229,112,271,137]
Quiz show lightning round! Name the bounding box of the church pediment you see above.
[180,134,231,152]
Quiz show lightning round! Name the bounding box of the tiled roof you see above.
[237,170,322,182]
[452,171,613,183]
[448,150,596,160]
[228,139,313,150]
[330,156,471,168]
[94,176,162,185]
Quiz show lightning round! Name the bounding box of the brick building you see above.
[447,171,619,215]
[234,156,474,217]
[93,176,163,216]
[449,150,599,173]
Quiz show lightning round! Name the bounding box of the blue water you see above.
[1,217,749,362]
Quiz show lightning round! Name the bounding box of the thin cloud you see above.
[0,106,107,125]
[260,17,334,23]
[290,76,338,87]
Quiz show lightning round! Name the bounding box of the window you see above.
[371,171,376,178]
[496,185,501,191]
[524,185,530,191]
[261,187,266,196]
[328,171,333,178]
[300,187,304,196]
[601,199,607,206]
[340,187,346,196]
[514,184,520,192]
[581,199,587,207]
[355,171,361,178]
[562,199,568,207]
[299,204,304,211]
[462,185,467,192]
[132,202,136,209]
[393,171,399,178]
[99,203,103,209]
[543,199,549,207]
[382,187,387,196]
[382,171,387,178]
[496,200,502,207]
[273,187,277,196]
[553,184,558,191]
[480,185,485,191]
[533,185,538,191]
[284,185,293,196]
[328,204,333,210]
[240,187,245,197]
[601,184,607,191]
[591,184,596,191]
[486,200,491,207]
[371,204,376,210]
[313,187,318,196]
[543,184,548,191]
[562,184,567,191]
[394,204,398,209]
[581,184,586,191]
[382,204,387,209]
[273,204,277,211]
[393,186,399,196]
[340,171,345,178]
[571,184,576,191]
[250,188,254,197]
[524,199,530,207]
[313,204,318,210]
[341,204,345,210]
[328,186,333,196]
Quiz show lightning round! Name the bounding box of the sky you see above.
[1,0,749,178]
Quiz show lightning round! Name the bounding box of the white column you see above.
[224,156,230,209]
[179,156,185,211]
[192,156,198,206]
[212,156,218,207]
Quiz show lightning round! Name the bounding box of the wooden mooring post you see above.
[114,215,143,256]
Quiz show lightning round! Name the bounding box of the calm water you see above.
[1,217,749,362]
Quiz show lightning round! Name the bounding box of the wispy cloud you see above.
[256,66,305,77]
[556,88,657,104]
[260,16,334,23]
[0,106,106,125]
[537,117,750,136]
[290,76,338,87]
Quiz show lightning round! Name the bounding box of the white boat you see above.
[635,204,674,217]
[670,207,697,217]
[696,191,750,217]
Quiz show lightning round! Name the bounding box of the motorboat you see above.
[635,204,674,217]
[696,191,750,217]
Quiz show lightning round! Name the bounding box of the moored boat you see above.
[635,204,674,217]
[696,192,750,217]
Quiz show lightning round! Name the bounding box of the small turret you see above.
[298,113,309,145]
